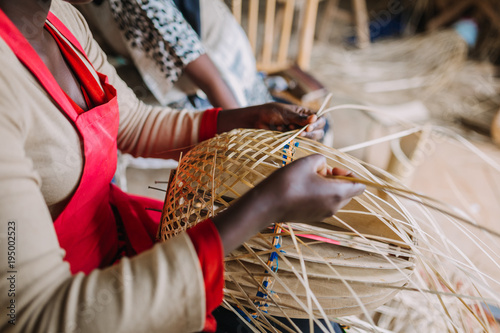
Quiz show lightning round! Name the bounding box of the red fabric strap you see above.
[199,108,221,142]
[45,23,106,111]
[187,219,224,332]
[47,12,86,55]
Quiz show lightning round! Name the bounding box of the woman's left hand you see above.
[217,103,326,140]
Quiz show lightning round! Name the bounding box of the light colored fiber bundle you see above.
[157,126,500,332]
[158,128,418,327]
[310,30,468,106]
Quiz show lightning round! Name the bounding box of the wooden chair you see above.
[228,0,321,72]
[229,0,370,74]
[227,0,331,110]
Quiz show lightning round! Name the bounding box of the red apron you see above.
[0,10,163,274]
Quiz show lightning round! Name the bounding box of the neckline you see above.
[0,8,108,119]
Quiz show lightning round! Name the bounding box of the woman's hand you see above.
[217,103,326,140]
[254,154,365,223]
[212,154,365,255]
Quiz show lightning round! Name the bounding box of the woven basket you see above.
[158,129,416,320]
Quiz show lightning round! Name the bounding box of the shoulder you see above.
[0,41,30,130]
[50,0,93,49]
[0,26,68,132]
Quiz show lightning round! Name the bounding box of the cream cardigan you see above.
[0,1,209,332]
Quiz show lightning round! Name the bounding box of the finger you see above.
[258,112,285,130]
[259,119,287,132]
[295,154,333,177]
[316,161,331,177]
[283,109,315,127]
[305,116,326,132]
[326,176,365,195]
[332,175,366,194]
[299,154,327,173]
[300,129,325,141]
[310,155,332,179]
[336,198,354,212]
[346,182,366,197]
[306,114,318,126]
[331,168,364,182]
[281,103,315,116]
[331,167,352,177]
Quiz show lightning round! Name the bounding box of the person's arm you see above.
[212,155,365,255]
[73,5,208,159]
[101,0,239,109]
[84,28,326,157]
[184,53,239,109]
[67,0,326,159]
[0,98,359,333]
[0,65,212,332]
[0,4,358,333]
[217,103,327,141]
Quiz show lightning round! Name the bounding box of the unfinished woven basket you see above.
[158,129,417,323]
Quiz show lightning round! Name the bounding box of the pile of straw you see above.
[310,29,500,126]
[309,30,468,107]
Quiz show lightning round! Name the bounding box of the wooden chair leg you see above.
[317,0,340,42]
[297,0,320,70]
[262,0,277,68]
[352,0,370,49]
[231,0,242,24]
[247,0,259,54]
[491,108,500,146]
[277,0,296,66]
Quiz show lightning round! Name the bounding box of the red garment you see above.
[188,219,225,331]
[44,22,107,111]
[0,9,223,331]
[200,107,221,142]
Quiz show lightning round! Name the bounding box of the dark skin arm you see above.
[218,102,327,141]
[212,155,365,255]
[2,0,335,257]
[3,0,326,141]
[184,54,240,109]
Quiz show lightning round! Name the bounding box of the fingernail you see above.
[307,115,318,122]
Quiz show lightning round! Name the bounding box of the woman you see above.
[77,0,271,109]
[0,0,364,332]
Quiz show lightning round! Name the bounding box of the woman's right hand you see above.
[257,154,366,223]
[217,103,327,141]
[211,154,365,255]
